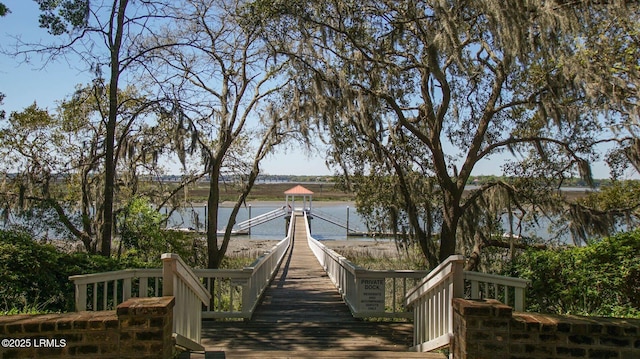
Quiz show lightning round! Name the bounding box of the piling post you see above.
[346,206,350,237]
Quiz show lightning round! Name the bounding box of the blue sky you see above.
[0,1,335,176]
[0,1,628,179]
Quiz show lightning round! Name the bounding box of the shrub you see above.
[0,229,125,313]
[118,196,194,266]
[509,230,640,318]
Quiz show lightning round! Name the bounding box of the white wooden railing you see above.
[305,212,428,319]
[162,253,211,351]
[464,271,529,311]
[238,217,293,317]
[69,268,163,311]
[404,255,530,352]
[404,255,465,352]
[70,217,293,320]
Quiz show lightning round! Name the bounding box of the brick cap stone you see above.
[116,296,175,316]
[0,311,117,326]
[452,298,513,317]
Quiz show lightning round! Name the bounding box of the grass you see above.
[1,295,59,315]
[336,244,428,271]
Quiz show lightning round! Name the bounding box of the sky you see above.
[0,1,337,176]
[0,1,631,179]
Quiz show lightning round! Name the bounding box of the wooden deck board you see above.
[200,215,429,355]
[189,350,445,359]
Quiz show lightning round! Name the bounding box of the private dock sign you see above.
[358,278,385,313]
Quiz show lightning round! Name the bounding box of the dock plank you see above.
[200,215,438,356]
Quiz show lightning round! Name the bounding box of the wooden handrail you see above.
[464,271,529,311]
[162,253,211,303]
[162,253,211,351]
[404,255,464,352]
[305,211,428,319]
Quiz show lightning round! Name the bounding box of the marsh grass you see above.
[336,244,427,271]
[1,295,58,315]
[219,250,264,269]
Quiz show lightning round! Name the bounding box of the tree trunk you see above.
[439,191,461,262]
[100,0,129,257]
[207,163,221,269]
[101,95,116,256]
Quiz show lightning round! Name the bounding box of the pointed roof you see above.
[284,185,314,195]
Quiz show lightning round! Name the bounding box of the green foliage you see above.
[0,3,8,17]
[509,230,640,318]
[35,0,89,35]
[118,196,193,266]
[567,181,640,244]
[578,181,640,213]
[0,229,126,313]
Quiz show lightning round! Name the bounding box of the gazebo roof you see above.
[284,185,314,195]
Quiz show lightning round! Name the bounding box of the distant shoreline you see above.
[217,200,356,208]
[184,185,594,207]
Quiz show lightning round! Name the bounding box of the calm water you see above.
[165,203,368,241]
[164,202,569,243]
[1,201,572,243]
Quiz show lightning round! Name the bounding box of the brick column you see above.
[452,298,513,359]
[116,296,175,359]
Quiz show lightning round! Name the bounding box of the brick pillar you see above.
[116,296,175,359]
[452,298,513,359]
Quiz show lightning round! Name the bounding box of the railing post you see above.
[242,269,253,319]
[75,284,87,311]
[139,276,149,298]
[514,287,525,311]
[162,255,177,297]
[452,258,464,299]
[123,278,132,301]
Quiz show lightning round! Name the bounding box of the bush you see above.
[118,196,195,266]
[0,230,126,313]
[508,230,640,318]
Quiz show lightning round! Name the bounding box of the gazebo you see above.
[284,185,314,213]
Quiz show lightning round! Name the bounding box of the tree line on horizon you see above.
[0,0,639,270]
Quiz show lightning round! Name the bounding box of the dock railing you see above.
[464,271,529,311]
[404,255,465,352]
[69,216,293,320]
[238,216,293,317]
[69,268,163,311]
[305,212,427,319]
[404,256,530,352]
[162,253,211,351]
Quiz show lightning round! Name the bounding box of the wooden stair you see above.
[185,350,445,358]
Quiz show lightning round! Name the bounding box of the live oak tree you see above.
[9,0,182,256]
[144,0,291,268]
[0,102,106,251]
[254,0,637,268]
[554,5,640,242]
[0,85,191,253]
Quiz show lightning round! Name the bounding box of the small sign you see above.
[358,278,385,313]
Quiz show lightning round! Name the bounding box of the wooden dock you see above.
[197,216,445,358]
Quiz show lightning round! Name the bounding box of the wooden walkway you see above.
[197,215,444,358]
